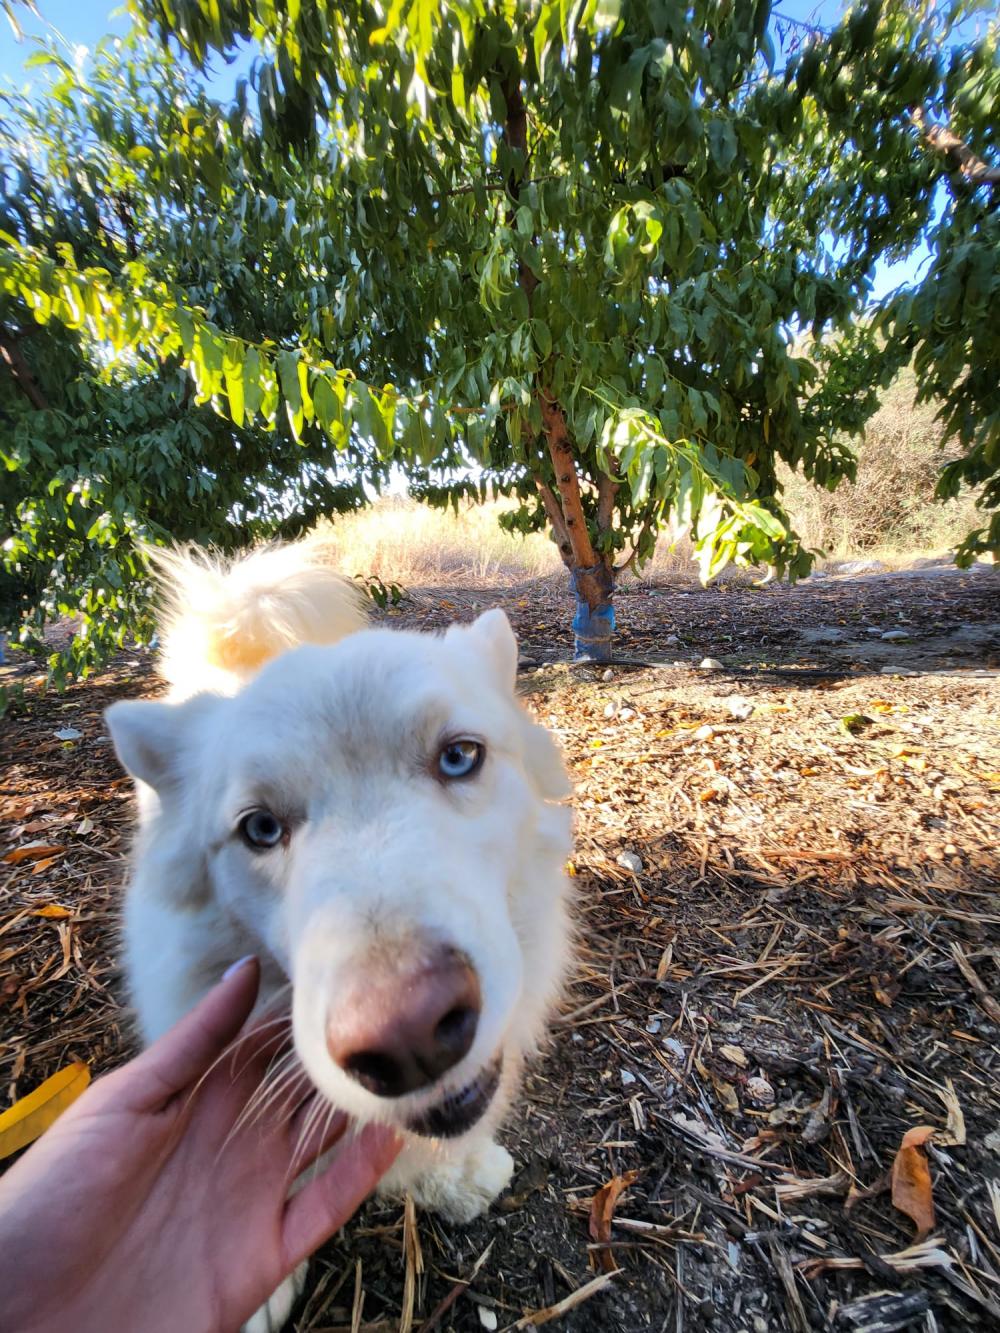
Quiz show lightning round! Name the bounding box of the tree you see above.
[2,1,997,670]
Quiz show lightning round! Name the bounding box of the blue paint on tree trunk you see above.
[570,571,615,662]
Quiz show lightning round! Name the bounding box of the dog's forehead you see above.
[232,629,498,746]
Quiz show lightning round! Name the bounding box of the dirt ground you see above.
[2,565,1000,1332]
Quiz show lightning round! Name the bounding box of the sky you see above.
[1,0,935,298]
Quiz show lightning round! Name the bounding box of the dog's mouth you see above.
[406,1055,502,1139]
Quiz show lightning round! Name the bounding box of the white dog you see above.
[106,542,573,1330]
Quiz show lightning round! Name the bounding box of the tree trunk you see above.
[504,68,616,660]
[570,560,616,662]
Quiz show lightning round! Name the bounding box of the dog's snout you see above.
[327,951,481,1098]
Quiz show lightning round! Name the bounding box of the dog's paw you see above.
[242,1262,307,1333]
[403,1141,515,1223]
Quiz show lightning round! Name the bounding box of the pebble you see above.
[746,1076,776,1107]
[752,1316,769,1333]
[619,707,635,721]
[727,695,754,720]
[662,1036,686,1062]
[646,1016,662,1035]
[603,701,617,718]
[699,656,724,670]
[621,1069,637,1087]
[477,1308,498,1331]
[666,632,680,645]
[881,629,910,641]
[602,668,614,682]
[692,724,715,741]
[616,850,643,873]
[54,727,83,741]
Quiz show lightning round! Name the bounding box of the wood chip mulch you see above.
[2,566,999,1332]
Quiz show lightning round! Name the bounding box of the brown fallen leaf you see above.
[588,1170,638,1273]
[0,1059,91,1160]
[3,843,66,864]
[30,904,73,918]
[891,1125,936,1240]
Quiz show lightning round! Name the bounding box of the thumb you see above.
[112,956,261,1111]
[280,1123,402,1269]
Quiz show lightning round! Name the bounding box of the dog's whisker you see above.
[228,1052,307,1137]
[238,1061,311,1134]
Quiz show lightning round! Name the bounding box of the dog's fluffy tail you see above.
[149,540,367,696]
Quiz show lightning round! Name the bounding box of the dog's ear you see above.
[460,608,518,691]
[521,721,573,800]
[105,695,222,791]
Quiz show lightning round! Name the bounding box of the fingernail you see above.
[222,954,256,980]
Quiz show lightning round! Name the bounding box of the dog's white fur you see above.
[106,540,573,1331]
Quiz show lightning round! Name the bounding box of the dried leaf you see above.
[718,1043,747,1067]
[31,904,73,918]
[0,1059,90,1160]
[588,1170,638,1273]
[3,843,67,864]
[891,1125,936,1240]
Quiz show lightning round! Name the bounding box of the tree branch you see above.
[0,322,48,410]
[538,389,598,570]
[536,478,573,567]
[911,108,1000,187]
[597,473,619,534]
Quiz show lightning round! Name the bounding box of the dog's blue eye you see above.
[239,809,286,850]
[438,740,484,781]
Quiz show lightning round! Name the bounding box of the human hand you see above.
[0,957,401,1333]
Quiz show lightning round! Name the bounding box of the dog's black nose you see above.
[327,951,481,1097]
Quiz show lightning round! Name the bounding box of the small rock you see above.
[666,633,680,645]
[477,1308,498,1331]
[673,659,688,668]
[54,727,83,741]
[616,850,643,874]
[865,625,883,636]
[621,1069,637,1087]
[517,655,539,669]
[602,668,614,682]
[618,707,636,721]
[603,701,617,719]
[663,1036,686,1062]
[746,1076,776,1107]
[881,629,910,642]
[699,656,724,670]
[944,843,958,856]
[692,724,715,741]
[646,1016,662,1035]
[752,1316,768,1333]
[727,696,754,720]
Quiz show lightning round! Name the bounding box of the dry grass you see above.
[781,371,984,562]
[314,498,562,586]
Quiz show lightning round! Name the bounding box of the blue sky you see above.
[2,0,932,298]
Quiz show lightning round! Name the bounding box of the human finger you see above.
[115,956,261,1111]
[280,1123,401,1268]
